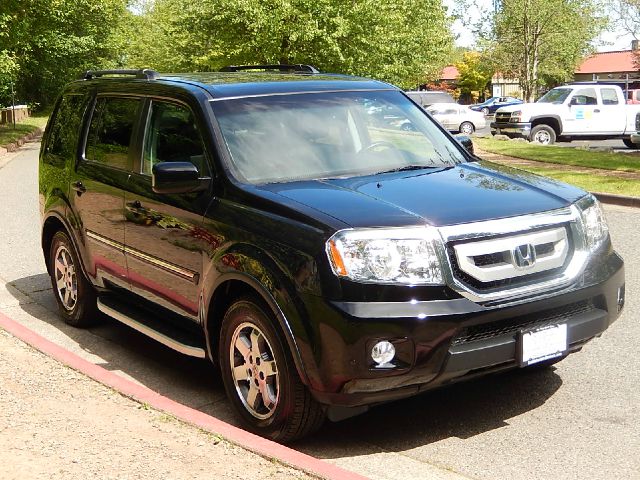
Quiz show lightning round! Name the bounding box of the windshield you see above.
[537,88,572,104]
[211,90,466,184]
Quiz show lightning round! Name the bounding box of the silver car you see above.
[426,103,486,134]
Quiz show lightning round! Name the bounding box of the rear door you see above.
[595,87,626,134]
[124,99,213,320]
[70,95,142,289]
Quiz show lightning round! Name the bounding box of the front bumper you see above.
[307,251,624,408]
[490,121,532,138]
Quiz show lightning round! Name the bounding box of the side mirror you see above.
[152,161,209,194]
[455,135,474,155]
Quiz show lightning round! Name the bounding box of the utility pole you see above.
[10,79,16,130]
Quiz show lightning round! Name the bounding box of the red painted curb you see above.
[0,310,368,480]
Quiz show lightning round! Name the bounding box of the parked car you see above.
[426,103,486,134]
[470,96,523,115]
[491,83,640,146]
[405,90,455,108]
[40,66,625,442]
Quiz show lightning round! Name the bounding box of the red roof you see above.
[576,50,637,74]
[440,65,459,80]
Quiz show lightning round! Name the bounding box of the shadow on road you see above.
[7,273,563,457]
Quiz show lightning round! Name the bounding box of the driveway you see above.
[2,142,639,480]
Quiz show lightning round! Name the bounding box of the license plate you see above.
[519,324,567,366]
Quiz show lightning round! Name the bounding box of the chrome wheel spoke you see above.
[250,330,261,355]
[246,383,260,410]
[233,364,249,381]
[259,382,277,410]
[56,274,66,291]
[260,359,277,377]
[234,334,251,358]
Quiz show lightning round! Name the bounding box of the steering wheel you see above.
[358,141,399,155]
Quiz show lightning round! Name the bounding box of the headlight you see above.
[510,110,522,122]
[326,227,444,284]
[577,194,609,251]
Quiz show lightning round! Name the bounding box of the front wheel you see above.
[459,122,475,135]
[481,107,490,116]
[623,138,640,149]
[49,230,98,327]
[530,125,556,145]
[219,297,325,442]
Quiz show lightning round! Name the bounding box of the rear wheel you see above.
[219,297,325,442]
[530,124,556,145]
[49,231,98,327]
[459,122,475,135]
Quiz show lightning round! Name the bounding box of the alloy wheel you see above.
[229,322,280,419]
[53,244,78,311]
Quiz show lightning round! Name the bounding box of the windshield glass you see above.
[537,88,572,104]
[211,90,466,184]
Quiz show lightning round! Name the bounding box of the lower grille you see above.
[451,300,594,346]
[495,112,511,123]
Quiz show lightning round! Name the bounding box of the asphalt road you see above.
[1,142,639,480]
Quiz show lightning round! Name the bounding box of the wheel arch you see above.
[203,266,316,389]
[530,115,562,136]
[41,212,73,275]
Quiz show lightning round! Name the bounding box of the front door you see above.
[563,87,598,135]
[124,99,212,320]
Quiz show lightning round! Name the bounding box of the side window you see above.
[142,101,208,176]
[601,89,619,105]
[45,94,87,166]
[572,88,598,106]
[85,97,141,170]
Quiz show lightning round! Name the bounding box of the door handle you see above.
[594,109,600,113]
[72,181,86,194]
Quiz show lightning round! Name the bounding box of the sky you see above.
[444,0,636,53]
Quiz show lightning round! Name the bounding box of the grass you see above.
[514,165,640,197]
[0,112,49,147]
[475,137,640,173]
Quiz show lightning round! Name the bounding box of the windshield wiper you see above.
[375,165,438,175]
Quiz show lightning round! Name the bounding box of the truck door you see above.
[595,87,626,134]
[563,88,598,135]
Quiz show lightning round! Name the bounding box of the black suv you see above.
[39,66,625,442]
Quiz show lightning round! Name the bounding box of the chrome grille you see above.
[495,112,511,123]
[451,227,570,285]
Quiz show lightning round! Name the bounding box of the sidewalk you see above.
[0,327,314,480]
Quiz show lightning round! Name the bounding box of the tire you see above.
[219,297,325,442]
[481,107,490,116]
[530,124,556,145]
[49,230,98,327]
[459,122,474,135]
[623,138,640,149]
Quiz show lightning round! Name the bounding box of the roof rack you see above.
[220,64,320,74]
[81,69,159,80]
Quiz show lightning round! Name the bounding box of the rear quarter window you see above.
[45,94,88,167]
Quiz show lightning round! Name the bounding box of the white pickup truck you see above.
[490,83,640,146]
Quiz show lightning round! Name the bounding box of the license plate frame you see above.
[518,323,568,367]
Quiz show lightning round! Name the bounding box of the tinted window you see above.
[601,88,619,105]
[142,102,208,176]
[46,94,87,166]
[85,97,140,169]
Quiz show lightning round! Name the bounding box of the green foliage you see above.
[490,0,607,100]
[0,51,18,107]
[455,51,492,99]
[125,0,454,89]
[0,0,128,108]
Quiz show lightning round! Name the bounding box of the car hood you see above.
[496,102,556,114]
[257,161,586,228]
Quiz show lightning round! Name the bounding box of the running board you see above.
[97,298,207,359]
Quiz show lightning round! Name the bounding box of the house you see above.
[574,43,640,91]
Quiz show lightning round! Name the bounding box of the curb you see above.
[0,127,43,157]
[593,192,640,209]
[0,310,368,480]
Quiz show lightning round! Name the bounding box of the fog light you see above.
[371,341,395,367]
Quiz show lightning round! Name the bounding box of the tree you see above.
[125,0,454,89]
[0,0,129,108]
[490,0,607,101]
[455,51,493,100]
